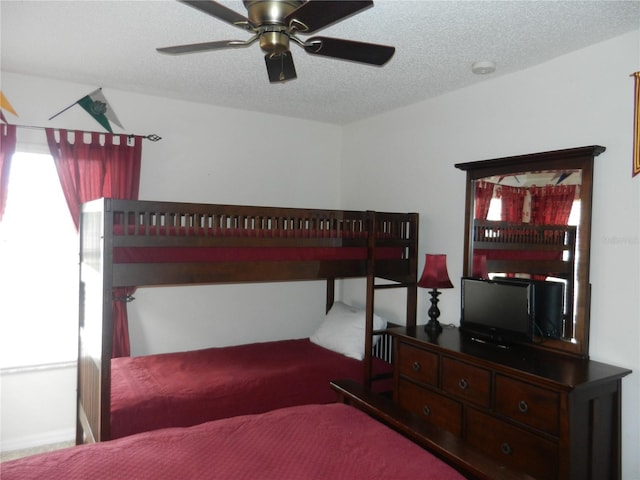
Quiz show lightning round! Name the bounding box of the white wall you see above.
[341,30,639,480]
[0,364,76,451]
[125,86,344,353]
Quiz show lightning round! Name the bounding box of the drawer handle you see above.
[458,378,469,390]
[501,443,513,456]
[518,400,529,413]
[412,361,421,372]
[422,405,431,416]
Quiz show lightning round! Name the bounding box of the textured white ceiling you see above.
[1,0,639,125]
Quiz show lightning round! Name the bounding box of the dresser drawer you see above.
[495,375,560,436]
[466,408,559,480]
[396,342,438,386]
[397,379,463,436]
[441,357,491,407]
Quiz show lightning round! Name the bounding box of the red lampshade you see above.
[417,254,453,289]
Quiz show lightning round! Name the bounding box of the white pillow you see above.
[310,301,387,360]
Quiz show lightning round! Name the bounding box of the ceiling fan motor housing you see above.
[259,27,289,54]
[244,0,303,54]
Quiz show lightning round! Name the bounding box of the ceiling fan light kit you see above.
[157,0,395,83]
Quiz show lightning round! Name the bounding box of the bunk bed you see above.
[78,198,418,443]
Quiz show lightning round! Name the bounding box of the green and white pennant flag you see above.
[76,88,123,133]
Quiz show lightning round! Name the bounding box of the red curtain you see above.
[0,124,17,221]
[46,129,142,358]
[529,184,577,225]
[474,180,495,220]
[497,185,527,222]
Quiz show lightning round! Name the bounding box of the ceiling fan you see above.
[157,0,395,83]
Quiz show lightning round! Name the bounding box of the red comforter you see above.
[111,338,391,439]
[3,404,465,480]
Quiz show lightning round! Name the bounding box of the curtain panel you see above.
[45,129,142,228]
[46,128,142,358]
[529,184,577,225]
[496,185,527,223]
[473,180,495,220]
[0,124,18,221]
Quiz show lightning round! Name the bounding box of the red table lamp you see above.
[417,254,453,335]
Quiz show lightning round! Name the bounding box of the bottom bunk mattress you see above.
[4,403,465,480]
[111,338,392,439]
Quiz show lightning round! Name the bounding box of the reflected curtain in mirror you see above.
[474,180,494,220]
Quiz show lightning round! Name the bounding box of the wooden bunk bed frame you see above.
[77,198,418,443]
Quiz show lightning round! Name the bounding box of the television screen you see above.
[460,277,535,344]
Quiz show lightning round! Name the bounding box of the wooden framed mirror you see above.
[455,146,605,358]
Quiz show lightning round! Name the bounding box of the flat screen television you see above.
[460,277,535,345]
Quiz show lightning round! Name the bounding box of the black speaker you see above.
[494,277,565,339]
[532,280,564,338]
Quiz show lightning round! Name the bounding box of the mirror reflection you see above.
[456,145,605,358]
[470,169,582,341]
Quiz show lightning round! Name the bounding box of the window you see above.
[487,197,580,225]
[0,151,78,368]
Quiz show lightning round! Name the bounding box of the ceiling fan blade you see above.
[265,53,297,83]
[304,37,395,66]
[157,40,248,55]
[286,1,373,34]
[179,0,253,30]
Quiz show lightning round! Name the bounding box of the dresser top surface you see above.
[389,326,631,389]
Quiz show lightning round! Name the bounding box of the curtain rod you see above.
[4,123,162,142]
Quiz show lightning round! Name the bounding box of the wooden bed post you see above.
[406,213,419,327]
[326,278,335,314]
[77,198,113,443]
[363,211,376,387]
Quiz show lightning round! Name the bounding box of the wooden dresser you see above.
[390,326,631,480]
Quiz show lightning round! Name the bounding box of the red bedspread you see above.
[111,338,391,439]
[3,404,465,480]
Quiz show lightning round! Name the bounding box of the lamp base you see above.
[424,318,443,335]
[424,288,443,336]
